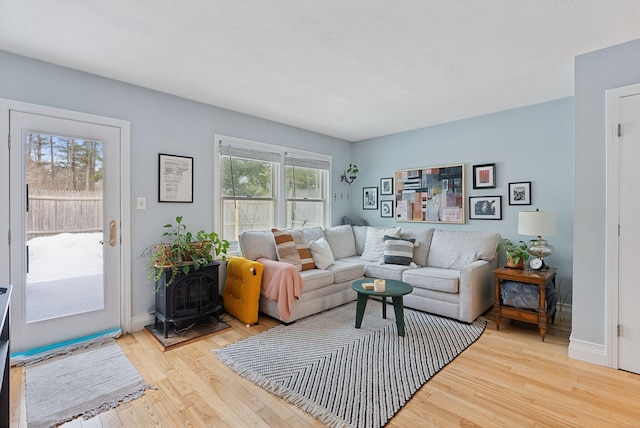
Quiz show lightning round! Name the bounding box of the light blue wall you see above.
[0,50,353,321]
[574,38,640,346]
[353,98,575,303]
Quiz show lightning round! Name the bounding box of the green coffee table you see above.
[352,278,413,337]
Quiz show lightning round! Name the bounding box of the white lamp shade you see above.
[518,210,558,236]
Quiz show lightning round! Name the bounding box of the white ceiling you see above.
[1,1,640,141]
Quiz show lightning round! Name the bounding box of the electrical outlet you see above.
[136,197,146,210]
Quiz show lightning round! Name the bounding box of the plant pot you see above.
[506,256,524,269]
[153,242,211,268]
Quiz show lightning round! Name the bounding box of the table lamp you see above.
[518,209,558,269]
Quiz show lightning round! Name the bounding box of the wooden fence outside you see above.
[27,189,103,238]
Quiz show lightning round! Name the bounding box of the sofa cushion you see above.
[324,225,357,259]
[400,228,434,267]
[302,226,325,244]
[403,267,460,293]
[327,261,365,283]
[360,227,401,262]
[299,269,335,292]
[426,230,499,269]
[309,237,335,269]
[352,226,368,255]
[239,230,278,261]
[383,235,416,265]
[365,263,412,281]
[272,229,303,270]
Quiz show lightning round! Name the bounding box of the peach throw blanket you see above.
[258,258,303,320]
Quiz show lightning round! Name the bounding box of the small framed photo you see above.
[380,200,393,218]
[469,196,502,220]
[363,187,378,210]
[472,163,496,189]
[159,153,194,203]
[380,177,393,195]
[508,181,532,205]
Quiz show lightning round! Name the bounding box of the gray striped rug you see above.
[214,301,485,427]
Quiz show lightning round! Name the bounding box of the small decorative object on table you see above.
[497,238,529,269]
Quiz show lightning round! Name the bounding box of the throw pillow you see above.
[323,225,357,259]
[289,230,316,271]
[360,227,401,261]
[383,235,416,266]
[271,229,302,271]
[309,237,335,269]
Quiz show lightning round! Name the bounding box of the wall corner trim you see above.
[568,335,607,367]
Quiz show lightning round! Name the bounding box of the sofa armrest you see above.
[458,258,498,323]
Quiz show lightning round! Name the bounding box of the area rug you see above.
[144,316,232,351]
[213,301,485,428]
[26,339,153,428]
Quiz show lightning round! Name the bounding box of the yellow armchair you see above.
[223,257,264,326]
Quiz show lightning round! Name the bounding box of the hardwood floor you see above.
[10,310,640,427]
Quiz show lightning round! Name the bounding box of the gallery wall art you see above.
[393,164,465,224]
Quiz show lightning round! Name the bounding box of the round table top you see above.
[352,278,413,297]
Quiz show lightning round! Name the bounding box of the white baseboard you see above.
[131,313,155,332]
[568,334,607,366]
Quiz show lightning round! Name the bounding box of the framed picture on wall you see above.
[158,153,194,203]
[394,164,465,223]
[469,196,502,220]
[380,177,393,195]
[363,187,378,210]
[380,200,393,218]
[472,163,496,189]
[508,181,532,205]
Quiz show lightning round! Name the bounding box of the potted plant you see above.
[497,238,530,268]
[143,216,229,286]
[341,163,359,185]
[346,163,359,181]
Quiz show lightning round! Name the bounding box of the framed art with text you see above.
[472,163,496,189]
[508,181,532,205]
[363,187,378,210]
[394,164,465,223]
[469,195,502,220]
[158,153,194,203]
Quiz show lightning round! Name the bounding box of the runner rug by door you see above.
[213,301,485,428]
[25,340,153,428]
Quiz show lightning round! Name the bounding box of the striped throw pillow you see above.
[272,229,302,271]
[290,230,316,271]
[272,229,316,271]
[383,235,416,266]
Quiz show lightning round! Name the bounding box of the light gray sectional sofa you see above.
[238,225,501,324]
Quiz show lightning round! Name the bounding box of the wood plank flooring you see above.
[10,310,640,427]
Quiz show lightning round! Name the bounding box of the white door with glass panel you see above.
[9,108,122,352]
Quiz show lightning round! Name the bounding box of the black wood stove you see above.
[154,261,221,338]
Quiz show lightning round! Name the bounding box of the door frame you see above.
[0,98,132,334]
[605,82,640,368]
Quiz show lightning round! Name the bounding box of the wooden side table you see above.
[493,266,557,341]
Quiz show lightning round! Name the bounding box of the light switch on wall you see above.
[136,197,146,210]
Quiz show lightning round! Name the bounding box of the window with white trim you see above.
[215,135,331,247]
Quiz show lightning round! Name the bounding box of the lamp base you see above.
[527,236,554,259]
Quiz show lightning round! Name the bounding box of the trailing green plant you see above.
[346,163,359,179]
[141,216,229,286]
[497,238,530,266]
